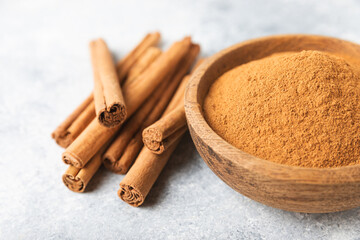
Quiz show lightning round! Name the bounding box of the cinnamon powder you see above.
[204,50,360,168]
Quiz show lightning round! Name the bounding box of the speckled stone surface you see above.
[1,0,360,239]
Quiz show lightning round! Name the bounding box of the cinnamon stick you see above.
[142,59,203,154]
[101,47,182,172]
[103,43,200,173]
[117,72,196,203]
[52,94,95,148]
[162,58,203,112]
[142,105,186,154]
[62,101,96,147]
[104,84,173,174]
[62,140,111,193]
[102,73,172,173]
[52,33,160,148]
[126,47,162,84]
[117,32,161,83]
[113,126,186,174]
[89,49,163,168]
[62,37,191,168]
[122,37,192,114]
[90,39,127,128]
[114,132,143,174]
[117,137,183,207]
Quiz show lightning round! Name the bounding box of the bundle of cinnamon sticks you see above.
[52,32,201,207]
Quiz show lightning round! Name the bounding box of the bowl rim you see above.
[185,34,360,184]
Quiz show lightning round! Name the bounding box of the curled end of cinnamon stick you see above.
[142,137,164,154]
[144,127,187,154]
[98,103,127,128]
[142,128,163,142]
[62,174,85,193]
[151,144,165,154]
[118,184,144,207]
[102,156,126,174]
[62,152,84,168]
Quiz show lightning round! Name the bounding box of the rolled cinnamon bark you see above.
[62,37,191,168]
[122,37,191,113]
[117,137,183,207]
[101,46,182,172]
[91,49,163,168]
[142,59,203,153]
[90,39,127,128]
[103,81,172,174]
[63,101,96,147]
[144,104,185,142]
[164,59,204,111]
[52,94,95,148]
[165,75,189,114]
[102,73,171,172]
[62,154,101,193]
[115,126,187,174]
[114,132,143,174]
[143,105,186,154]
[126,47,162,84]
[103,43,200,173]
[52,32,160,148]
[117,32,161,83]
[62,141,110,193]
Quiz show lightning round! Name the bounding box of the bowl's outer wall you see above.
[185,35,360,213]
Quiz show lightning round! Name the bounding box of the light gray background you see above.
[1,0,360,239]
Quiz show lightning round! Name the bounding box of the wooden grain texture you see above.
[184,34,360,213]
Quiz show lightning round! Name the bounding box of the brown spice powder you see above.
[204,50,360,168]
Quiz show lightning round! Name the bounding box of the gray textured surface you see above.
[1,0,360,239]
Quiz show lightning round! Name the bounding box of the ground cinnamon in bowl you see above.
[204,50,360,168]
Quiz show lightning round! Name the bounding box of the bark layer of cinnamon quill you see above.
[101,42,199,174]
[51,94,95,148]
[62,37,192,168]
[52,33,161,148]
[63,172,85,192]
[118,184,144,207]
[142,105,187,154]
[142,59,203,154]
[62,142,110,192]
[90,38,127,128]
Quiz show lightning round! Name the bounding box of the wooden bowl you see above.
[185,34,360,213]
